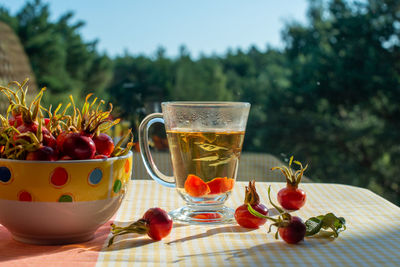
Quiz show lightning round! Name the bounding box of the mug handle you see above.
[138,113,175,188]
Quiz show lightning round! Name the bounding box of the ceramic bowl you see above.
[0,151,133,245]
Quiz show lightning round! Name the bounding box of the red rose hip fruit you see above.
[93,133,114,156]
[62,133,96,159]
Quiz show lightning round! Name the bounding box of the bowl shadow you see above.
[0,222,111,262]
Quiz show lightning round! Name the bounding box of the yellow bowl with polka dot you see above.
[0,151,133,245]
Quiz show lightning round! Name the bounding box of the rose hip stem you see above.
[246,186,283,222]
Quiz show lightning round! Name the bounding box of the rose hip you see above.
[235,180,268,229]
[277,186,306,210]
[184,174,210,197]
[44,118,50,127]
[9,114,23,127]
[14,122,50,142]
[62,132,96,159]
[93,133,114,156]
[26,146,57,161]
[142,208,173,240]
[272,156,308,210]
[56,131,68,152]
[278,216,306,244]
[43,133,57,150]
[108,207,173,246]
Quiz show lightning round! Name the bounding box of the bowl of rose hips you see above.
[0,80,134,245]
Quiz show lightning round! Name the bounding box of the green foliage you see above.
[172,56,233,101]
[106,48,174,131]
[263,0,400,205]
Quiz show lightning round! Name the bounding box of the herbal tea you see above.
[166,130,245,198]
[139,102,250,223]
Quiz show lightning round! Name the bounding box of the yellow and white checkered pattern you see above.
[97,181,400,266]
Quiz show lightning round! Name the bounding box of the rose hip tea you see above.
[167,130,244,201]
[139,102,250,224]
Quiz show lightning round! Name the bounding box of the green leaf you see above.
[305,217,323,236]
[305,213,346,238]
[320,213,337,227]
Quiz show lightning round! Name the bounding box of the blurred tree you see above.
[262,0,400,204]
[221,47,291,151]
[170,47,233,101]
[107,47,174,131]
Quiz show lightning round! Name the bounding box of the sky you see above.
[0,0,309,58]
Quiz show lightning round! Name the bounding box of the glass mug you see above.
[139,102,250,224]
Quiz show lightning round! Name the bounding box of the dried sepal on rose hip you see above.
[24,117,57,161]
[0,80,62,159]
[271,156,308,210]
[42,102,71,138]
[0,78,30,128]
[60,94,120,159]
[0,81,58,160]
[65,94,120,137]
[108,207,173,247]
[6,86,51,143]
[235,180,269,229]
[110,129,134,157]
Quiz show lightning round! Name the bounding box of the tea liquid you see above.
[166,130,245,190]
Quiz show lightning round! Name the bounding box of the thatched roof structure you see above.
[0,21,37,112]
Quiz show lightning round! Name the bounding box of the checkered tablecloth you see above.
[1,180,399,266]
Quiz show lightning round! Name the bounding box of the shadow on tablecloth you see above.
[0,221,111,264]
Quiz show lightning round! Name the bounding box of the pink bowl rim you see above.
[0,151,132,164]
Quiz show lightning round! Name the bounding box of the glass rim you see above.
[161,101,250,107]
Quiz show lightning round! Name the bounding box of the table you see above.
[0,180,399,266]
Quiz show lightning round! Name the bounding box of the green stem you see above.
[247,204,278,222]
[267,186,284,214]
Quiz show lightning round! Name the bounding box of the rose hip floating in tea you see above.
[184,174,210,197]
[207,177,235,195]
